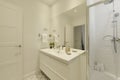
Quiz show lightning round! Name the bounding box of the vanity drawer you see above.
[40,53,69,80]
[39,50,86,80]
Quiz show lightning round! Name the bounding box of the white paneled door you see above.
[0,1,23,80]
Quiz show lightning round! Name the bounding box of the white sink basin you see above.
[40,48,85,64]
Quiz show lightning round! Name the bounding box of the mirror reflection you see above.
[52,3,86,50]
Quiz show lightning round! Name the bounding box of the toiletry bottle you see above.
[68,45,71,52]
[65,43,71,55]
[65,42,68,53]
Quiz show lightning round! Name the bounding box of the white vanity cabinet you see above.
[39,49,86,80]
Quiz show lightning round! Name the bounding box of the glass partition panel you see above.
[89,0,120,80]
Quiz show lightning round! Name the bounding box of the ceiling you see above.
[40,0,58,6]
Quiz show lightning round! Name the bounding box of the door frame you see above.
[73,24,85,50]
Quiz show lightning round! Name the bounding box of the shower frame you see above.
[86,0,118,80]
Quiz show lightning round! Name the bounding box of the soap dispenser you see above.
[65,43,71,55]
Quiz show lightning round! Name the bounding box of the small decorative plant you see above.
[49,34,55,49]
[49,42,55,49]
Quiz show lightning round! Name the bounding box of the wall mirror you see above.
[53,3,87,50]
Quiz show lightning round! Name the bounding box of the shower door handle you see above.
[113,37,117,53]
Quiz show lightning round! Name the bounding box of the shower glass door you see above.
[88,0,120,80]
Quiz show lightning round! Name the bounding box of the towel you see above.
[41,33,48,43]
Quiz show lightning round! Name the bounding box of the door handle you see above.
[18,45,22,48]
[15,45,22,56]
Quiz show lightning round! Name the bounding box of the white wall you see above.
[22,0,51,76]
[52,0,85,16]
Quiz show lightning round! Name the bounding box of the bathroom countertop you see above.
[40,48,85,64]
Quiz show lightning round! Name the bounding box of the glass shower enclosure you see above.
[88,0,120,80]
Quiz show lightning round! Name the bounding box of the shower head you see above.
[104,0,114,4]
